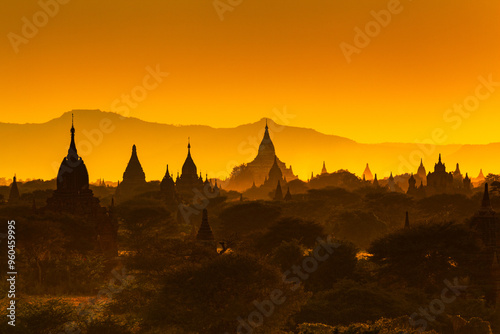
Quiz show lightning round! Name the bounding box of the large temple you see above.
[426,154,455,194]
[44,116,117,259]
[159,139,217,212]
[226,120,297,191]
[406,155,473,196]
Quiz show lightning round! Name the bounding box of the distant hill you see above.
[0,110,496,183]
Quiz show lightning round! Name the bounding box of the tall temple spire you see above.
[481,183,492,211]
[181,137,197,177]
[321,161,327,174]
[122,144,146,182]
[8,174,20,202]
[54,116,90,193]
[268,155,283,184]
[284,186,292,201]
[256,118,275,158]
[363,163,373,181]
[68,113,78,159]
[438,153,442,163]
[196,208,215,241]
[274,180,283,201]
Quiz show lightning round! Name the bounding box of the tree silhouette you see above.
[368,222,485,290]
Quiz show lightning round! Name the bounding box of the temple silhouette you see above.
[115,144,148,201]
[43,116,118,259]
[403,154,474,197]
[8,175,20,203]
[226,119,297,191]
[175,139,205,200]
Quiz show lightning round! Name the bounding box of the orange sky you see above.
[1,0,500,145]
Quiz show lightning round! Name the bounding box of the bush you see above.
[0,299,75,334]
[296,317,439,333]
[85,316,133,334]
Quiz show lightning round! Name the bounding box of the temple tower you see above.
[8,175,20,203]
[45,115,117,258]
[176,138,204,200]
[115,145,148,200]
[321,161,328,175]
[363,163,373,181]
[160,164,177,206]
[417,159,427,185]
[273,180,283,201]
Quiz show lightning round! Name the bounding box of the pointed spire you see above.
[196,208,214,241]
[122,144,146,183]
[213,179,219,194]
[274,180,283,201]
[419,158,423,167]
[321,161,327,174]
[8,174,20,202]
[477,169,485,179]
[284,186,292,201]
[438,153,442,163]
[404,211,410,229]
[68,113,78,158]
[481,183,492,210]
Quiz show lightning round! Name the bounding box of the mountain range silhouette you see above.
[0,110,496,182]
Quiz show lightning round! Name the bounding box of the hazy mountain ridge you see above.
[0,110,496,182]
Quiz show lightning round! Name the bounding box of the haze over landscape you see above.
[0,109,498,182]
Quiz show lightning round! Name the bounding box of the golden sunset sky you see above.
[1,0,500,145]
